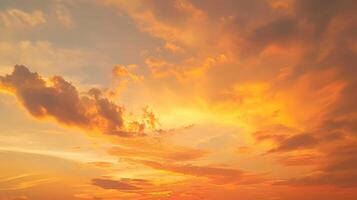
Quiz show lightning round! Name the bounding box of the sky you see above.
[0,0,356,199]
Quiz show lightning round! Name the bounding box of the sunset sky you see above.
[0,0,357,200]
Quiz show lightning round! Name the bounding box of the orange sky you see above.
[0,0,357,200]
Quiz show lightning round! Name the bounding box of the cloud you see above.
[11,196,28,200]
[92,178,145,191]
[111,64,143,97]
[253,124,298,143]
[108,143,206,162]
[0,65,152,137]
[269,133,319,152]
[246,17,297,54]
[54,4,74,28]
[112,64,142,82]
[135,160,264,185]
[102,0,207,47]
[87,161,114,168]
[0,40,112,75]
[0,9,46,28]
[163,42,184,53]
[0,172,54,191]
[0,0,356,197]
[276,142,357,187]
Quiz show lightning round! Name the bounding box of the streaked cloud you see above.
[92,178,142,191]
[135,159,265,185]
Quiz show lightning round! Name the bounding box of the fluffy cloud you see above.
[0,65,154,137]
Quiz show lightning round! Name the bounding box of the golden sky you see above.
[0,0,357,199]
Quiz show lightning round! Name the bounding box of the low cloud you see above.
[0,65,153,137]
[92,178,143,191]
[136,160,264,185]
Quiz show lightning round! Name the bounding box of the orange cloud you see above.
[2,0,357,199]
[102,0,357,190]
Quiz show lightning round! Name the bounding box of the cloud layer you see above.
[1,0,357,199]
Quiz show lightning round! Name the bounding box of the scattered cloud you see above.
[54,4,74,28]
[0,9,46,28]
